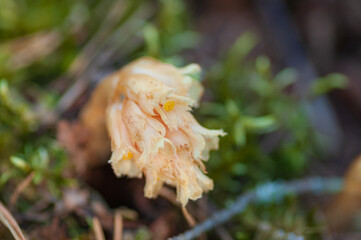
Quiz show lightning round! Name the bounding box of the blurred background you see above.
[0,0,361,239]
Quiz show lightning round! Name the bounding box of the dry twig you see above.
[159,187,179,206]
[10,172,35,208]
[159,187,198,227]
[113,210,123,240]
[0,202,26,240]
[92,217,105,240]
[2,30,62,71]
[181,207,197,228]
[170,177,342,240]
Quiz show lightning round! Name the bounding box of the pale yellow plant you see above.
[101,57,225,206]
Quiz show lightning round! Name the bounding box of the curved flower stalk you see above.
[102,57,225,206]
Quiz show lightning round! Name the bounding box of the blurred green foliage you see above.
[9,142,71,195]
[197,33,347,199]
[0,79,37,159]
[194,32,346,239]
[0,80,71,204]
[0,0,79,84]
[143,0,199,64]
[311,73,348,96]
[234,196,321,240]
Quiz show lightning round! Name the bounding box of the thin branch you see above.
[159,187,178,206]
[92,217,105,240]
[10,172,35,208]
[169,177,343,240]
[182,207,197,227]
[161,185,231,237]
[0,202,26,240]
[159,187,198,227]
[113,210,123,240]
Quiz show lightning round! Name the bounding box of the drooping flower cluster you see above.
[105,57,225,206]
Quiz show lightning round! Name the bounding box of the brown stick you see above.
[182,207,197,227]
[10,172,35,208]
[0,202,26,240]
[159,187,198,227]
[92,217,105,240]
[113,210,123,240]
[159,187,178,206]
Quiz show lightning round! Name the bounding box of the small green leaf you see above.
[235,231,248,240]
[234,118,246,146]
[33,172,43,184]
[250,73,273,97]
[135,226,151,240]
[0,171,12,187]
[31,148,49,169]
[10,156,30,171]
[165,31,200,54]
[232,163,247,175]
[312,73,348,96]
[226,32,257,68]
[243,115,278,133]
[143,24,160,57]
[0,79,9,99]
[255,55,271,75]
[199,102,226,117]
[225,99,240,117]
[86,216,93,228]
[274,68,298,89]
